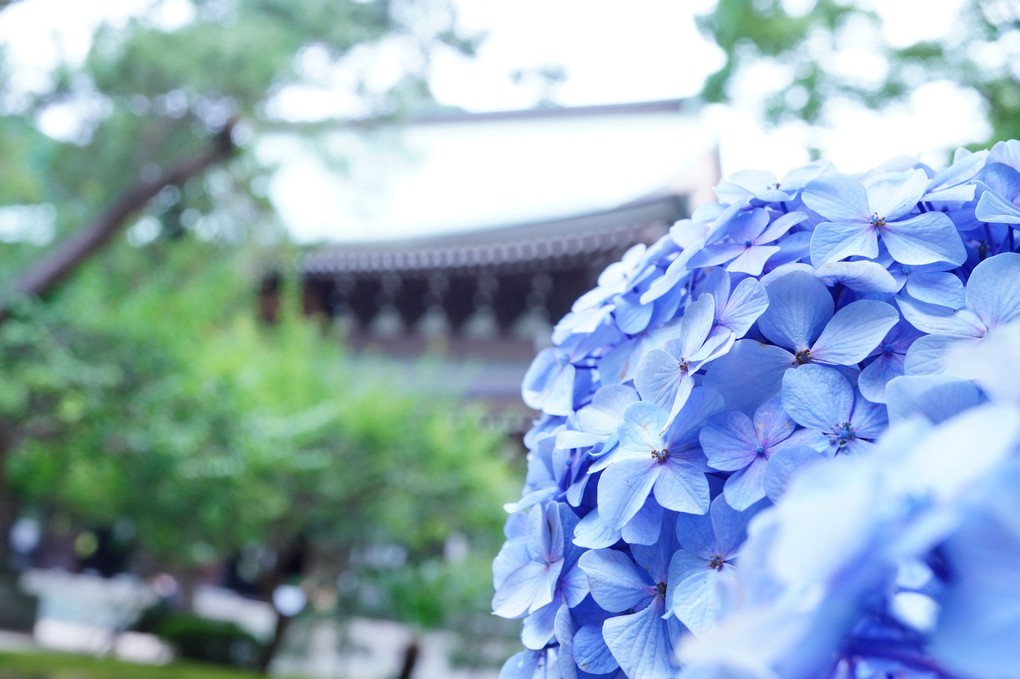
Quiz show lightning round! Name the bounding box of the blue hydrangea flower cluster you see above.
[494,140,1020,679]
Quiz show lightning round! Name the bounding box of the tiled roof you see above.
[301,193,681,275]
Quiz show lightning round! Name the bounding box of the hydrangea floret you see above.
[493,140,1020,679]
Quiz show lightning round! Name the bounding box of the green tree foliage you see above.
[0,0,508,646]
[697,0,1020,146]
[1,237,517,596]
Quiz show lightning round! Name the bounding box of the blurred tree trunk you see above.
[398,638,421,679]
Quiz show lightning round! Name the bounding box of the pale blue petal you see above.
[757,210,807,243]
[598,457,661,529]
[689,326,735,363]
[680,294,717,357]
[867,169,927,220]
[722,456,769,511]
[533,501,565,562]
[561,565,590,608]
[809,220,879,265]
[654,459,711,514]
[494,540,532,590]
[781,364,854,432]
[599,337,642,385]
[631,527,679,580]
[927,148,987,199]
[664,386,727,446]
[556,430,604,449]
[701,411,758,472]
[670,565,737,635]
[666,550,709,598]
[621,498,664,545]
[664,379,697,430]
[975,189,1020,224]
[897,296,986,337]
[640,249,697,305]
[647,276,687,328]
[727,207,770,242]
[542,363,579,416]
[718,277,769,338]
[614,295,654,335]
[522,599,560,649]
[690,243,745,268]
[886,375,983,424]
[757,270,834,350]
[848,393,888,439]
[573,508,622,549]
[703,340,794,416]
[573,623,620,675]
[493,561,563,618]
[966,252,1020,328]
[602,599,680,679]
[809,300,900,366]
[634,349,684,413]
[728,245,780,276]
[700,265,731,305]
[904,334,971,375]
[990,138,1020,166]
[802,173,870,222]
[618,402,668,454]
[522,348,564,409]
[753,396,797,446]
[674,510,717,558]
[710,494,755,556]
[858,352,905,403]
[578,385,640,436]
[578,549,652,613]
[499,650,545,679]
[905,271,966,308]
[763,446,824,503]
[813,260,901,294]
[882,212,967,265]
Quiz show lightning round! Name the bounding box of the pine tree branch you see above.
[0,120,236,321]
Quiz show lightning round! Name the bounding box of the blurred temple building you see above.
[260,99,720,411]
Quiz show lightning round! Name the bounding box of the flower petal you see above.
[810,220,879,265]
[700,411,758,472]
[598,457,661,529]
[882,212,967,266]
[781,364,854,432]
[718,277,770,338]
[802,173,871,222]
[578,548,652,613]
[758,270,834,350]
[602,599,682,679]
[809,300,900,366]
[966,252,1020,329]
[703,340,794,416]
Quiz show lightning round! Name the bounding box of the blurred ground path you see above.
[2,569,500,678]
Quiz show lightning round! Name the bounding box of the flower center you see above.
[794,348,811,365]
[677,359,690,375]
[655,582,667,598]
[755,445,766,457]
[650,448,669,463]
[708,554,725,571]
[835,422,856,448]
[870,213,887,228]
[743,239,753,248]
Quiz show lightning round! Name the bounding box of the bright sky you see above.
[0,0,989,242]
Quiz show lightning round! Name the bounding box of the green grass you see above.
[0,651,293,679]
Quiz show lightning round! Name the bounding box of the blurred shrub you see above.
[154,614,263,670]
